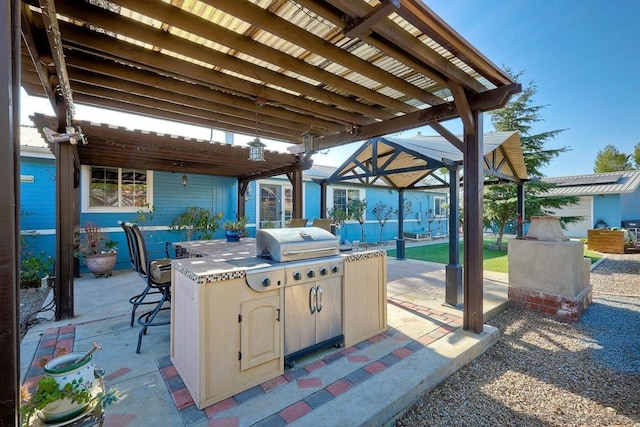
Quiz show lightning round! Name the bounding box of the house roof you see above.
[543,170,640,196]
[319,131,527,189]
[21,0,519,163]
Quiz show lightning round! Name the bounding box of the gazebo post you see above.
[396,189,405,260]
[445,165,462,307]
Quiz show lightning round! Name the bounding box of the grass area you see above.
[387,238,602,273]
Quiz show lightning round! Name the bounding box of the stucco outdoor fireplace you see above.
[508,216,592,322]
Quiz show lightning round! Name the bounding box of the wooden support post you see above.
[463,111,484,333]
[0,1,20,423]
[292,168,303,219]
[54,97,75,320]
[320,181,327,218]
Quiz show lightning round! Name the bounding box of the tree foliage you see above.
[372,202,396,243]
[484,69,580,245]
[593,145,633,173]
[634,143,640,169]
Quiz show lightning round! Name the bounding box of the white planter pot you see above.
[40,352,96,423]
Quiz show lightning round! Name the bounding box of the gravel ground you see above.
[396,253,640,427]
[19,286,53,340]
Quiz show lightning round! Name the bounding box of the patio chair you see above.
[119,221,170,328]
[287,218,308,227]
[311,218,333,233]
[125,222,173,353]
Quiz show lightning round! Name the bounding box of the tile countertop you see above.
[172,238,386,284]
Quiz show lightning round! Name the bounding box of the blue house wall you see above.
[620,186,640,225]
[20,153,449,272]
[593,194,621,230]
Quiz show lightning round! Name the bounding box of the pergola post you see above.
[462,111,484,333]
[320,181,327,218]
[396,189,405,260]
[445,165,462,307]
[0,1,20,423]
[292,168,303,219]
[516,182,525,238]
[54,99,77,320]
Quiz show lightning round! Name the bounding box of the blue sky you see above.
[21,1,640,178]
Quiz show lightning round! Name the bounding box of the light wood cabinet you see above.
[342,251,387,347]
[171,269,283,409]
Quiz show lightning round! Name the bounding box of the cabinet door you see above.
[240,295,281,371]
[315,277,342,344]
[283,283,316,355]
[343,253,388,347]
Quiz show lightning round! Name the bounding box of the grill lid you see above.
[256,227,339,262]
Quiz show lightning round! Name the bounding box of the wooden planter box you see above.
[587,229,625,254]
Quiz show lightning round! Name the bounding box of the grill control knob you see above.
[331,265,339,273]
[307,270,315,278]
[320,267,327,276]
[262,277,271,287]
[293,272,302,281]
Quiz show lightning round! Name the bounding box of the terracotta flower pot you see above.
[85,252,117,277]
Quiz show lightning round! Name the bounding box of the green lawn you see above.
[387,239,602,273]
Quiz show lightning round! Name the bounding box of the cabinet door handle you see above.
[316,286,323,312]
[309,287,316,314]
[276,308,280,322]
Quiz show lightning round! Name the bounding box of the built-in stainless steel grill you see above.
[255,227,339,262]
[254,227,344,367]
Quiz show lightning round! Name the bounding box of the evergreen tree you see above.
[593,145,632,172]
[484,69,580,246]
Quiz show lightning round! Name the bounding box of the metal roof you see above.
[543,170,640,196]
[321,131,527,189]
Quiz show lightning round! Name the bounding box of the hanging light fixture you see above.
[248,112,266,161]
[181,174,188,187]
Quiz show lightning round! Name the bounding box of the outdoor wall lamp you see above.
[248,136,266,161]
[181,174,188,187]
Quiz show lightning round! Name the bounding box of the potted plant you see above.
[20,343,118,425]
[170,206,223,240]
[223,216,248,242]
[75,222,118,277]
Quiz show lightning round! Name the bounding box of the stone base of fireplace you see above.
[508,285,592,323]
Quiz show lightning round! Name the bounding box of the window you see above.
[82,166,153,212]
[434,196,447,217]
[330,187,363,218]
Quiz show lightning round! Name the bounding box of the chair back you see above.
[128,222,151,278]
[287,218,308,228]
[311,218,333,233]
[118,221,138,271]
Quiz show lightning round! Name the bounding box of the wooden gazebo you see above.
[3,1,521,422]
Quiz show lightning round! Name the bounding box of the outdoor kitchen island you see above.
[170,230,387,410]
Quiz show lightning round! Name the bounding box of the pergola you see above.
[2,1,521,422]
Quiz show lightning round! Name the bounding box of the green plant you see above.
[20,251,54,289]
[348,199,367,242]
[74,222,118,260]
[373,202,397,243]
[19,345,119,426]
[170,206,223,240]
[223,216,248,231]
[327,206,348,228]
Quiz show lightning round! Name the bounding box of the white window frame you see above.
[81,165,154,213]
[434,195,447,217]
[327,186,366,222]
[255,179,305,228]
